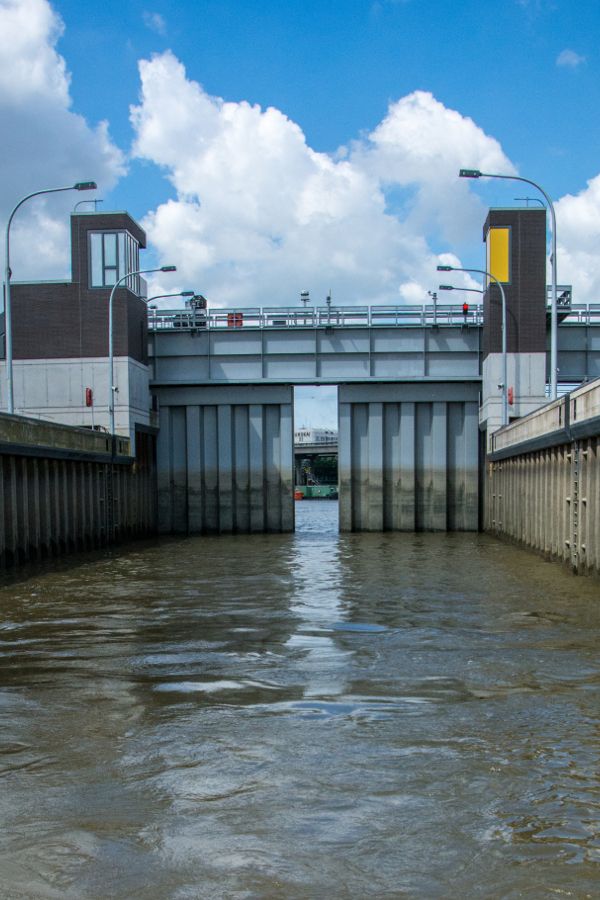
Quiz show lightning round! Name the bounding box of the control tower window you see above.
[89,231,140,292]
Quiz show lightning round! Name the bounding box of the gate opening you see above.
[293,386,339,525]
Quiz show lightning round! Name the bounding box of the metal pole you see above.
[109,266,176,435]
[109,269,148,436]
[498,277,508,427]
[439,266,508,426]
[3,183,96,414]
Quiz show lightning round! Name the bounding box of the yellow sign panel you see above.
[486,226,510,283]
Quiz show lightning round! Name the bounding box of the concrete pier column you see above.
[339,383,479,532]
[154,385,294,534]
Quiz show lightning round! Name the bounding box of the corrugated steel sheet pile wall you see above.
[0,414,156,569]
[486,380,600,574]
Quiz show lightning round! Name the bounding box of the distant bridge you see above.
[294,441,338,457]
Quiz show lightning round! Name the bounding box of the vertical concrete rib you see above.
[415,404,429,530]
[399,402,416,531]
[580,440,589,570]
[171,407,188,534]
[30,459,42,560]
[351,403,369,531]
[7,458,18,563]
[203,405,220,533]
[279,402,294,533]
[217,404,234,533]
[156,406,173,533]
[19,458,30,561]
[72,462,81,550]
[265,404,281,532]
[590,438,599,570]
[0,457,5,567]
[593,440,598,570]
[383,402,401,530]
[338,401,353,532]
[249,404,265,532]
[186,405,203,532]
[431,402,448,530]
[233,405,250,533]
[367,401,384,531]
[415,403,444,530]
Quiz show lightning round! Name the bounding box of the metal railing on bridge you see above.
[147,302,600,332]
[147,303,485,331]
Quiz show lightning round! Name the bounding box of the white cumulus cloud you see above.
[0,0,125,284]
[555,174,600,302]
[556,48,586,68]
[143,11,166,36]
[130,53,516,307]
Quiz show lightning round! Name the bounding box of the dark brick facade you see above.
[482,208,547,358]
[7,212,148,363]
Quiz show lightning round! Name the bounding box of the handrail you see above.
[147,301,600,332]
[147,303,486,331]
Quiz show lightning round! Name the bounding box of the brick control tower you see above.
[1,212,153,448]
[480,207,548,444]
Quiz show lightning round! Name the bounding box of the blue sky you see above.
[2,0,600,425]
[2,0,599,299]
[53,0,599,208]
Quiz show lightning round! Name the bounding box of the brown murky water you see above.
[1,502,600,899]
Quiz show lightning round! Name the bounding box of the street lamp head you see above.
[438,285,454,291]
[161,265,177,272]
[74,181,97,191]
[437,265,453,272]
[181,291,195,297]
[459,169,481,179]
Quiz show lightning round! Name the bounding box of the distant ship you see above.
[294,427,338,500]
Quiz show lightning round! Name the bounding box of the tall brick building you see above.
[0,211,154,449]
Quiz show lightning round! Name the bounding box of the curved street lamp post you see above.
[438,285,483,296]
[459,168,558,400]
[108,265,176,436]
[145,291,195,304]
[438,264,509,427]
[3,181,97,414]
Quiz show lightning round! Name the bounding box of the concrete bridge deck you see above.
[149,302,600,386]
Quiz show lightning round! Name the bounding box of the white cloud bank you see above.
[3,3,600,311]
[130,52,514,307]
[0,0,124,282]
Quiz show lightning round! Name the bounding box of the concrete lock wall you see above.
[486,379,600,575]
[154,385,294,534]
[338,383,480,532]
[0,414,157,569]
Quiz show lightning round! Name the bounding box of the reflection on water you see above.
[1,501,600,898]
